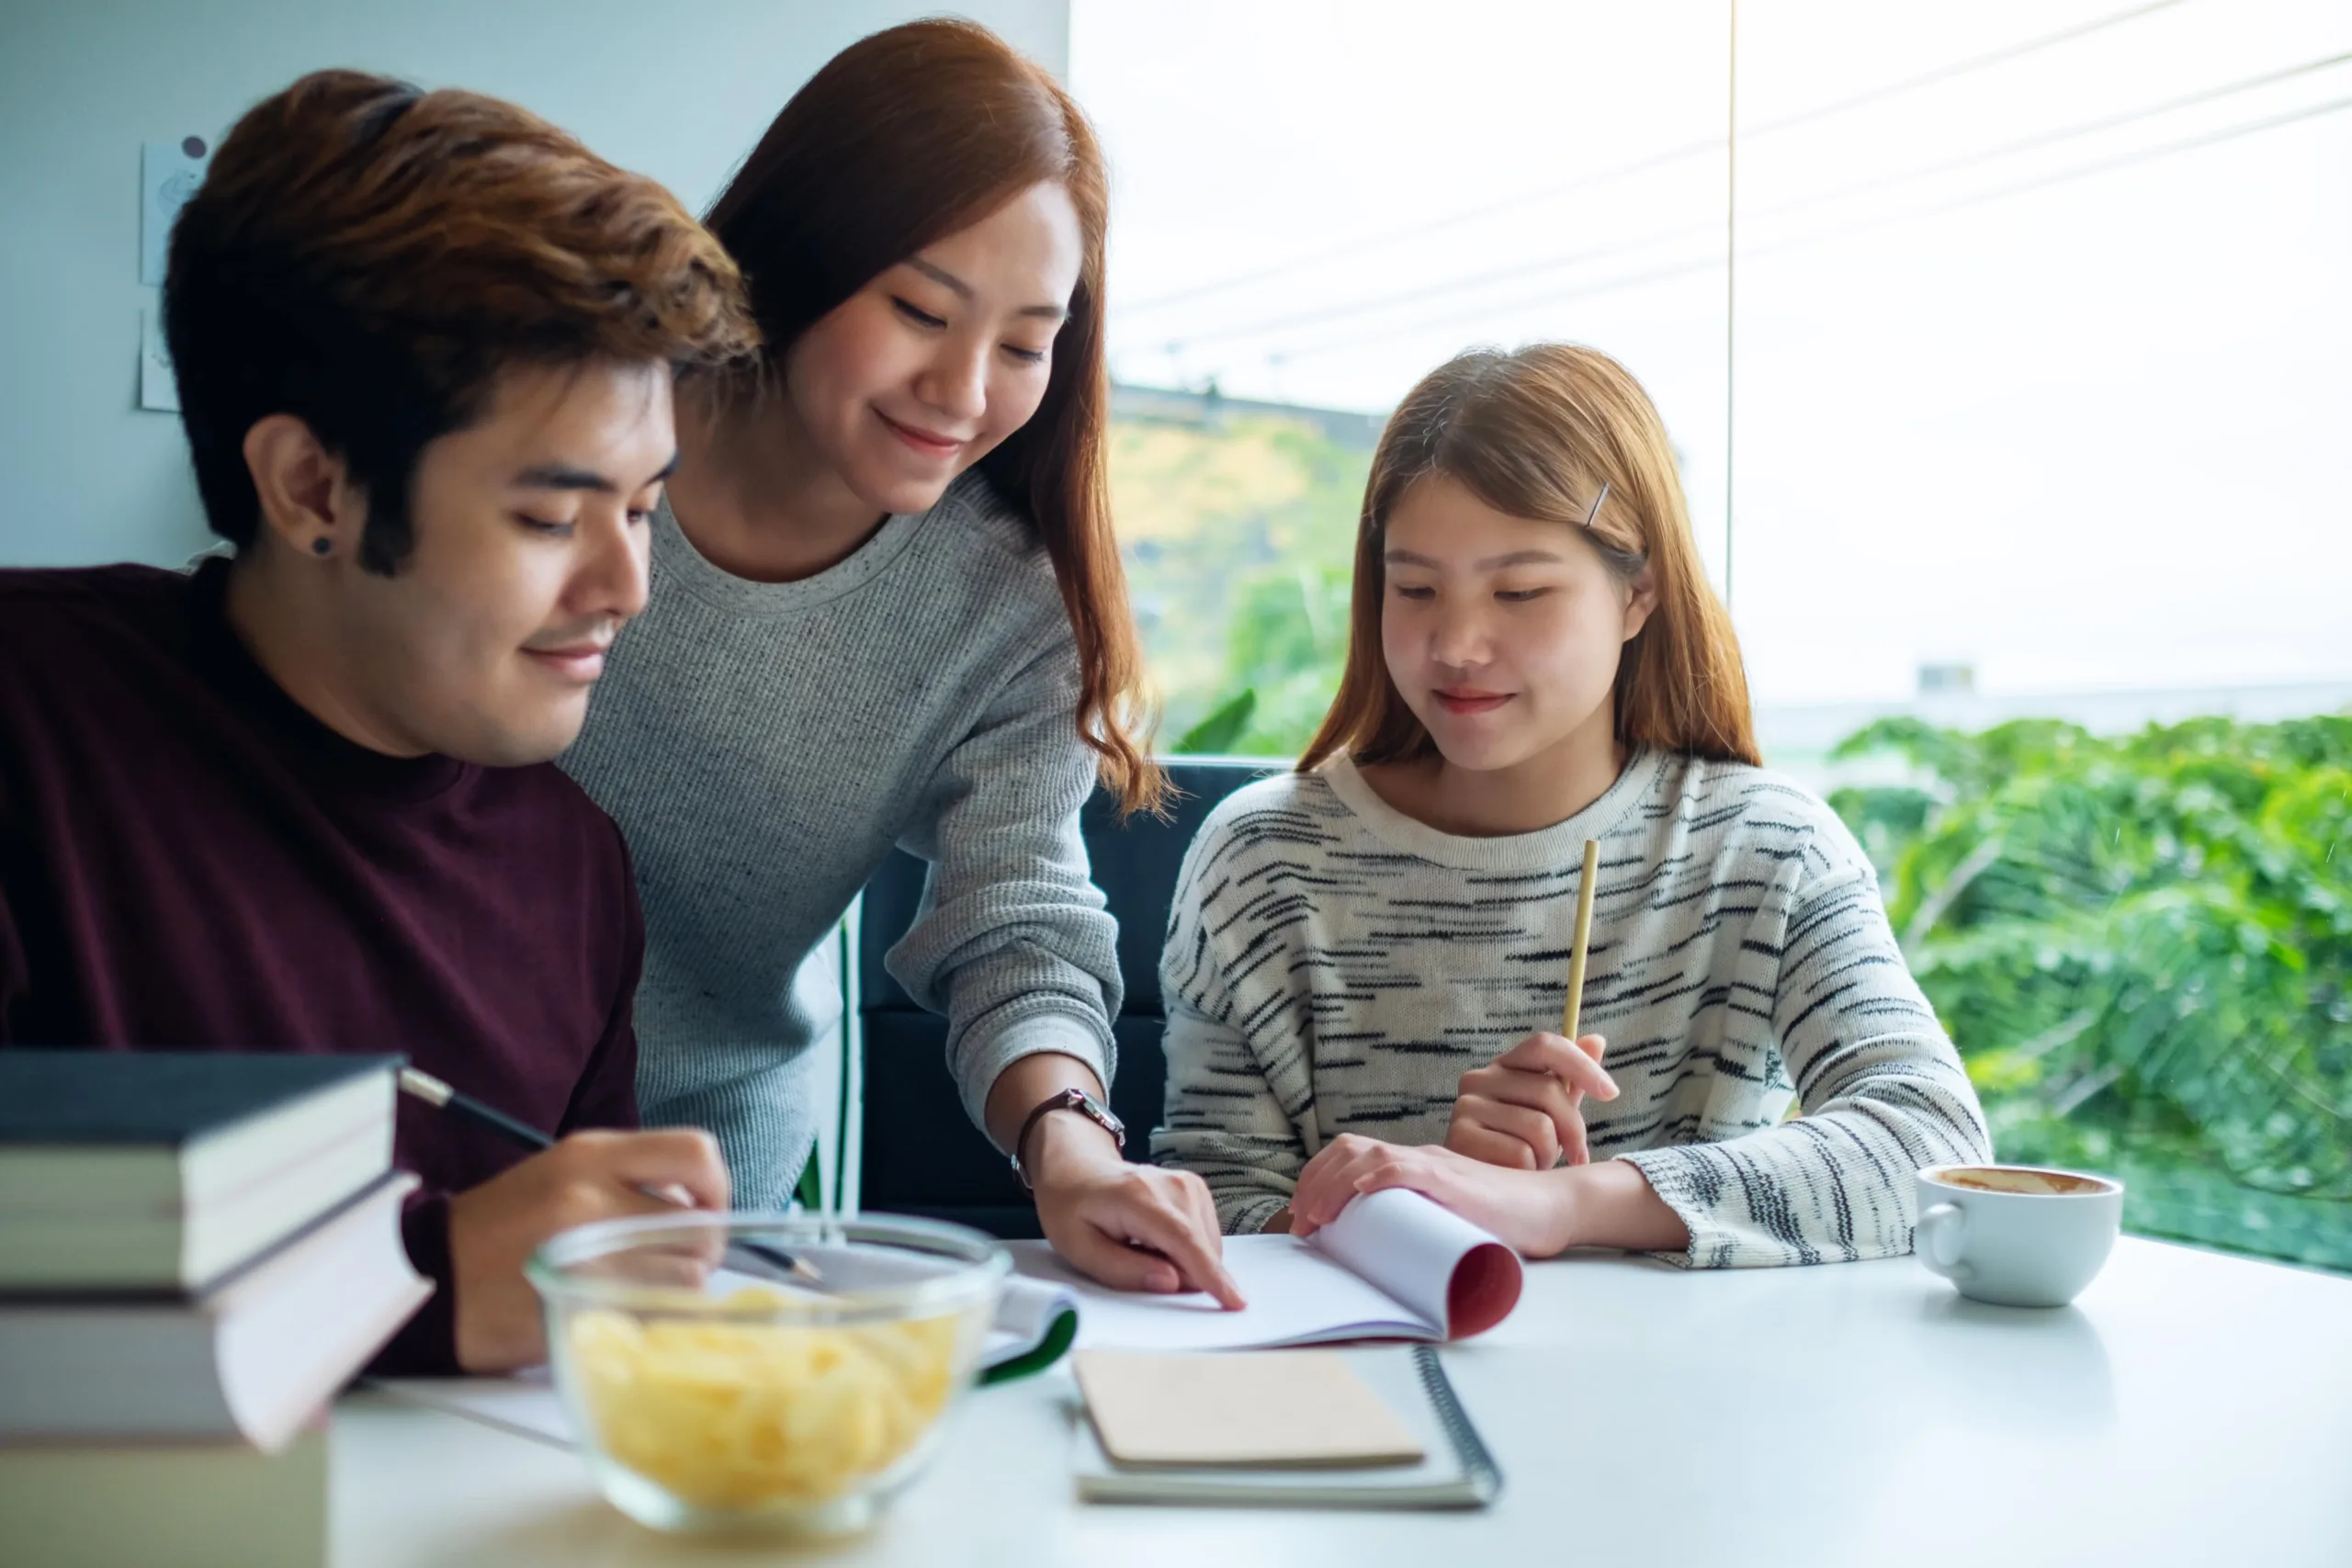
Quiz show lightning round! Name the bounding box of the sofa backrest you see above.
[855,759,1271,1235]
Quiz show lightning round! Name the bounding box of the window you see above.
[1077,0,2352,1270]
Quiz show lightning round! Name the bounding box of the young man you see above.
[0,71,759,1372]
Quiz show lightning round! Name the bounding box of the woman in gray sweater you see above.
[562,19,1238,1304]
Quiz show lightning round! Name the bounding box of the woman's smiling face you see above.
[781,180,1082,516]
[1380,472,1657,775]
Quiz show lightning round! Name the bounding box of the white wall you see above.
[0,0,1069,570]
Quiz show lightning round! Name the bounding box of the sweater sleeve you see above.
[1148,813,1312,1234]
[888,639,1123,1132]
[1619,855,1993,1268]
[1153,998,1302,1234]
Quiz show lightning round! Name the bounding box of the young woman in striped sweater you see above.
[1153,344,1991,1266]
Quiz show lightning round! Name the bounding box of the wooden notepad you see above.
[1074,1349,1424,1468]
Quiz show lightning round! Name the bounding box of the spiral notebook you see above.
[1070,1345,1501,1509]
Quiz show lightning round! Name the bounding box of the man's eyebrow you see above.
[905,256,1069,321]
[513,453,678,492]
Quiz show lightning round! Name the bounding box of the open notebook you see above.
[1011,1190,1524,1351]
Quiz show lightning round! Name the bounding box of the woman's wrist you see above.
[1023,1105,1125,1187]
[1534,1165,1585,1257]
[982,1052,1112,1159]
[981,1051,1139,1195]
[1540,1159,1690,1256]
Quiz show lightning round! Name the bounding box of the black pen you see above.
[395,1066,821,1284]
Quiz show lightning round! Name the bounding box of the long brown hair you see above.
[1301,344,1758,773]
[701,18,1161,811]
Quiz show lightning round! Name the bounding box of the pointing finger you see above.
[1113,1191,1245,1310]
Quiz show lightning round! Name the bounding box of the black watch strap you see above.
[1012,1087,1125,1189]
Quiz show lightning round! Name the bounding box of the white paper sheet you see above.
[1312,1189,1521,1337]
[989,1273,1078,1364]
[1007,1232,1437,1352]
[372,1368,571,1449]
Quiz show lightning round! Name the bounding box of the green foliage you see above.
[1111,412,1368,754]
[1833,714,2352,1269]
[1218,563,1354,755]
[1114,407,2351,1270]
[1175,689,1259,755]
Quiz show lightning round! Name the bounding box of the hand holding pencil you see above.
[1445,839,1619,1172]
[394,1067,736,1373]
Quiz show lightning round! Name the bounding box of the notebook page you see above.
[1007,1235,1436,1351]
[1310,1190,1523,1338]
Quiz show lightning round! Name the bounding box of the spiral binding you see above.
[1412,1344,1503,1504]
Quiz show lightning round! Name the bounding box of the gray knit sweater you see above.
[1153,750,1992,1266]
[560,472,1120,1208]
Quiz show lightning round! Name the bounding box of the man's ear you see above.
[1621,560,1661,643]
[242,415,363,560]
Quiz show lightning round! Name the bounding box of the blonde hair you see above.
[1300,344,1759,772]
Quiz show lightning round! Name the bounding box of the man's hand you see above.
[1027,1111,1246,1309]
[1447,1032,1615,1169]
[446,1128,729,1372]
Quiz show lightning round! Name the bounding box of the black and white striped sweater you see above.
[1152,749,1993,1267]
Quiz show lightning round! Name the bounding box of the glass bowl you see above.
[526,1211,1009,1538]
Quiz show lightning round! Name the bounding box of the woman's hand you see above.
[1287,1134,1572,1256]
[983,1052,1242,1308]
[1447,1032,1615,1169]
[1026,1112,1246,1308]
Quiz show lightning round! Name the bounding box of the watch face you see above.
[1013,1089,1128,1186]
[1068,1089,1124,1136]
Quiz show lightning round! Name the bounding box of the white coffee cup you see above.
[1914,1164,2123,1308]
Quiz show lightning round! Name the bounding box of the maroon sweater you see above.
[0,561,643,1372]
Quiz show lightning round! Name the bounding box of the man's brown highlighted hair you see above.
[165,69,757,573]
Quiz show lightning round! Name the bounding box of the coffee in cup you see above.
[1914,1164,2123,1307]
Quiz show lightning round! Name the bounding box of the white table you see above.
[333,1236,2352,1567]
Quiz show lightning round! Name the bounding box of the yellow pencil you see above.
[1560,838,1600,1040]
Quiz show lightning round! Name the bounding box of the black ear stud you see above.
[312,537,333,557]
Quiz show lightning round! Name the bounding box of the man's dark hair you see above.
[164,69,757,573]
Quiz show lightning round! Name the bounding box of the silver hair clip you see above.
[1583,480,1611,528]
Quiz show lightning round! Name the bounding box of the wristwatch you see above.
[1011,1087,1125,1189]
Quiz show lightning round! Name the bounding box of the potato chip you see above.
[567,1293,971,1510]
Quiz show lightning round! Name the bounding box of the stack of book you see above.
[0,1051,430,1568]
